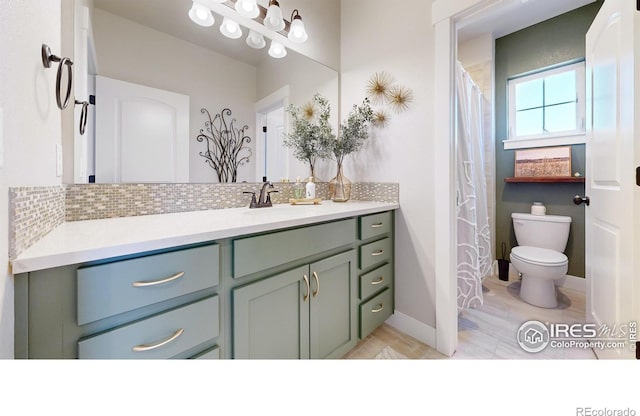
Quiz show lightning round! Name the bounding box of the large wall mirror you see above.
[71,0,339,184]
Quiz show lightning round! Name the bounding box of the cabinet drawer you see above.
[78,296,219,359]
[191,346,220,359]
[77,244,219,325]
[360,288,393,339]
[359,211,391,240]
[233,218,356,278]
[360,263,392,301]
[359,237,391,270]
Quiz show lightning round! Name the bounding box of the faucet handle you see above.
[266,190,279,205]
[243,191,258,208]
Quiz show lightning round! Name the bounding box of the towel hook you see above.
[41,44,73,110]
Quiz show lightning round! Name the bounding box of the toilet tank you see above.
[511,213,571,252]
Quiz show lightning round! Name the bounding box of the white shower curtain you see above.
[456,61,492,310]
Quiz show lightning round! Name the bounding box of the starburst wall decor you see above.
[365,71,414,125]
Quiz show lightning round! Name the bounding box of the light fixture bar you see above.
[223,0,291,36]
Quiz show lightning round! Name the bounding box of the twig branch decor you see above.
[197,108,252,183]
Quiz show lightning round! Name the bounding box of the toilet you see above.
[510,213,571,308]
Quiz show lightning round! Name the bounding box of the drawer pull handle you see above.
[371,223,384,228]
[371,304,384,313]
[132,271,185,288]
[371,276,385,285]
[371,249,385,257]
[303,274,310,302]
[132,328,184,352]
[312,272,320,298]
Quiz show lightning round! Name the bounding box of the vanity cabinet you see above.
[233,250,357,359]
[14,209,396,359]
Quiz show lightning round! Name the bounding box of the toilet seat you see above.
[511,246,568,267]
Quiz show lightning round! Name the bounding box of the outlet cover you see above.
[56,143,63,177]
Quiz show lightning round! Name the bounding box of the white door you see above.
[264,106,286,182]
[95,76,189,183]
[585,0,638,359]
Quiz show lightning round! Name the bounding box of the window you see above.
[505,60,585,149]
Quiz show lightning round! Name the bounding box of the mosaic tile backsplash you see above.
[9,186,66,258]
[10,182,398,257]
[65,182,398,221]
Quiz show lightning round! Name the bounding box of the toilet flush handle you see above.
[573,195,590,206]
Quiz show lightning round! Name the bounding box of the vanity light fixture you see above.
[188,1,215,27]
[187,0,308,58]
[235,0,260,19]
[220,17,243,39]
[246,30,266,49]
[263,0,285,31]
[268,40,287,58]
[288,9,308,43]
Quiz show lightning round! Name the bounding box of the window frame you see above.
[504,60,586,150]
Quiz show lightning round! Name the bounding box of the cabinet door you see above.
[233,266,310,359]
[309,250,357,359]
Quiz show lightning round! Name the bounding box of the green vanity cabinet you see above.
[14,209,396,359]
[233,250,357,359]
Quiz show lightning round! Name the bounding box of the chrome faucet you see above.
[243,181,279,208]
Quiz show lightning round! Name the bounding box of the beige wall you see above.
[341,0,437,330]
[0,0,63,358]
[259,0,341,71]
[93,9,258,183]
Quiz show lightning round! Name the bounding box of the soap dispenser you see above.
[305,177,316,199]
[294,177,304,199]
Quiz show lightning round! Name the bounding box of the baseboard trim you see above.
[385,310,437,350]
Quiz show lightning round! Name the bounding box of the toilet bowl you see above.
[510,246,568,308]
[510,213,572,308]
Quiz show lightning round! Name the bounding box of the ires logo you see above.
[517,320,638,355]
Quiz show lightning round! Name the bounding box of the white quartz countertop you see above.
[11,200,399,274]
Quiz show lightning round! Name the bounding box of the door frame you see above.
[432,0,506,358]
[255,85,290,182]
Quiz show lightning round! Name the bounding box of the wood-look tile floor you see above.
[343,275,596,359]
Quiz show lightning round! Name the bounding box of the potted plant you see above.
[283,93,335,182]
[327,98,373,202]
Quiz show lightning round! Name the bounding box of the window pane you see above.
[545,70,577,106]
[515,79,543,111]
[516,108,543,136]
[545,102,577,133]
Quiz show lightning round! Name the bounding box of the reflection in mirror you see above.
[72,0,338,184]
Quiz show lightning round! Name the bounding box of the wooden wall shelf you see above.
[504,176,585,183]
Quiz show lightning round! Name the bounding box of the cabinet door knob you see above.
[132,328,184,352]
[312,272,320,298]
[132,271,185,288]
[303,274,310,302]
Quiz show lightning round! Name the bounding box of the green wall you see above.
[494,1,602,278]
